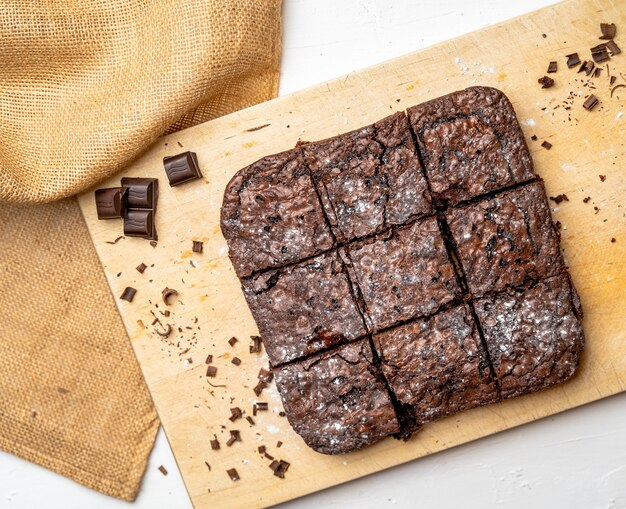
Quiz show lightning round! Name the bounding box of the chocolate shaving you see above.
[547,61,557,73]
[606,40,621,56]
[600,23,617,40]
[249,335,263,353]
[192,240,203,253]
[204,461,211,471]
[583,95,599,110]
[228,336,238,347]
[155,323,172,338]
[231,357,242,366]
[566,53,580,68]
[226,468,240,481]
[158,465,168,476]
[255,402,268,411]
[278,411,286,417]
[106,236,124,245]
[258,368,273,383]
[611,84,625,97]
[245,123,271,132]
[161,287,178,305]
[549,194,569,204]
[161,310,170,317]
[206,365,218,377]
[253,381,267,396]
[150,240,158,248]
[541,141,552,150]
[246,416,255,425]
[120,287,137,302]
[538,76,554,88]
[591,44,610,63]
[210,436,220,450]
[136,262,147,273]
[229,407,242,422]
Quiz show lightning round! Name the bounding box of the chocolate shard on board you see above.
[590,44,610,63]
[95,187,127,219]
[599,22,616,40]
[120,287,137,302]
[566,53,581,68]
[538,76,554,88]
[163,151,203,186]
[474,274,584,399]
[583,95,599,111]
[124,209,157,240]
[606,40,621,56]
[192,240,203,253]
[407,86,535,205]
[547,61,557,73]
[121,177,158,210]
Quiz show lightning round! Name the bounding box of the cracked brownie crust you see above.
[274,339,400,454]
[373,304,499,429]
[221,148,334,278]
[242,250,367,366]
[474,274,584,399]
[408,86,535,205]
[446,181,564,298]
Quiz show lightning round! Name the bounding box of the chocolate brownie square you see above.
[302,112,432,243]
[474,274,584,399]
[221,149,334,278]
[408,87,535,205]
[242,250,367,366]
[446,181,564,298]
[373,304,499,433]
[343,216,460,332]
[273,339,399,454]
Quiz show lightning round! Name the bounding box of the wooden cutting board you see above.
[77,0,626,506]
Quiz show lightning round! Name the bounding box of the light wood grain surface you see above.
[77,0,626,506]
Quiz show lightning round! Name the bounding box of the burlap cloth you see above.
[0,0,281,501]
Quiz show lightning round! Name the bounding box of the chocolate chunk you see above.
[158,465,168,476]
[192,240,203,253]
[549,194,569,204]
[229,407,242,422]
[591,44,610,63]
[226,468,240,481]
[124,209,157,240]
[547,61,557,73]
[606,40,621,56]
[95,187,127,219]
[258,368,273,383]
[210,436,220,450]
[538,76,554,88]
[541,140,553,150]
[206,365,217,377]
[253,381,266,396]
[228,336,238,347]
[161,287,178,305]
[120,287,137,302]
[599,22,617,40]
[231,357,241,366]
[121,177,158,210]
[136,263,147,273]
[566,53,581,68]
[249,335,262,353]
[163,151,202,186]
[583,95,599,111]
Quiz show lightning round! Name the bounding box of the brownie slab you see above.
[242,250,367,366]
[373,304,499,433]
[474,274,584,399]
[221,148,334,278]
[303,112,432,243]
[273,339,399,454]
[408,86,535,205]
[446,180,564,298]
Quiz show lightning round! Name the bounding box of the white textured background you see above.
[2,1,625,508]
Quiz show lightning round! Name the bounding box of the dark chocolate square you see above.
[163,151,202,186]
[221,149,334,278]
[408,87,535,205]
[242,250,367,366]
[373,304,499,431]
[344,216,460,332]
[474,274,584,399]
[302,112,432,243]
[95,187,127,219]
[273,339,399,454]
[121,177,158,210]
[124,209,157,240]
[446,181,564,297]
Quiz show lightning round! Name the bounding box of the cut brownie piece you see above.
[242,250,367,366]
[221,148,334,278]
[302,112,432,243]
[273,339,399,454]
[373,304,499,434]
[408,86,535,206]
[446,181,564,298]
[344,216,460,332]
[474,274,584,399]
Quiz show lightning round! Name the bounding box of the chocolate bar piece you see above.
[95,187,127,219]
[163,151,203,186]
[124,209,157,240]
[121,177,158,210]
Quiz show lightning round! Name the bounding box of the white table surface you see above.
[2,1,625,508]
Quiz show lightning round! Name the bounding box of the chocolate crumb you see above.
[231,357,242,366]
[205,354,213,364]
[150,240,158,248]
[228,336,238,347]
[210,436,220,450]
[611,84,625,98]
[120,287,137,302]
[158,465,168,476]
[531,134,538,141]
[566,53,581,68]
[206,365,218,377]
[541,140,552,150]
[161,287,178,305]
[192,241,203,253]
[253,381,267,396]
[611,238,616,243]
[549,194,569,204]
[600,22,617,40]
[57,387,69,394]
[226,468,240,481]
[278,411,286,417]
[583,196,591,203]
[229,407,242,422]
[538,76,554,88]
[591,44,610,63]
[246,416,255,425]
[547,61,557,73]
[555,221,562,231]
[136,263,147,273]
[599,175,606,182]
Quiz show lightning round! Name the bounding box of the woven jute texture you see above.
[0,0,281,501]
